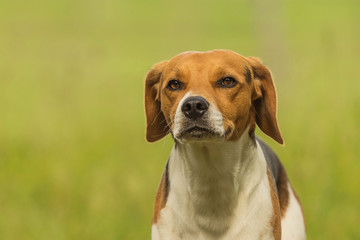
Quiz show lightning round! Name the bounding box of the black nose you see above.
[181,96,209,120]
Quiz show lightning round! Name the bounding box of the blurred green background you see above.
[0,0,359,239]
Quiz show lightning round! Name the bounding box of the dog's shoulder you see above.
[256,136,290,218]
[256,137,281,185]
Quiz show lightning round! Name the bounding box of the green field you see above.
[0,0,359,239]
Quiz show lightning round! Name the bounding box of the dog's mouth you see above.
[177,125,220,140]
[184,126,211,135]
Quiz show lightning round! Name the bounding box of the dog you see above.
[145,50,306,240]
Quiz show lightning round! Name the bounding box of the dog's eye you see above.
[217,77,237,88]
[167,79,182,91]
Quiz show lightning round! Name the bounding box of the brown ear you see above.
[144,61,169,142]
[247,57,284,145]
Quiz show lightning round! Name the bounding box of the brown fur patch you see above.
[277,163,290,218]
[145,61,170,142]
[247,57,284,144]
[275,162,306,229]
[152,162,170,224]
[267,167,281,240]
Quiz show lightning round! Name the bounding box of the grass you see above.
[0,0,359,239]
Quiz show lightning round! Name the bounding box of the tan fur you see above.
[144,61,169,142]
[267,167,282,240]
[152,165,169,224]
[276,162,305,227]
[247,57,284,144]
[277,162,290,218]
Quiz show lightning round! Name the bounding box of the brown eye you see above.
[217,77,237,88]
[167,79,183,91]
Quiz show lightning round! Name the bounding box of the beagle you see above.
[145,50,306,240]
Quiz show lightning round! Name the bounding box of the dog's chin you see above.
[175,126,224,143]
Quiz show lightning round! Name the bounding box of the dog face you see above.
[145,50,283,144]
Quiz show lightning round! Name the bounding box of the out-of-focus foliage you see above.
[0,0,359,239]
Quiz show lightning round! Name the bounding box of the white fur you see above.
[152,134,276,240]
[281,184,306,240]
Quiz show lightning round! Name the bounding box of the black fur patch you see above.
[256,137,281,195]
[245,67,252,84]
[164,159,170,200]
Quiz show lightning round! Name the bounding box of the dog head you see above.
[145,50,283,144]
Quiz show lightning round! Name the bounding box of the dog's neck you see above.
[168,131,267,236]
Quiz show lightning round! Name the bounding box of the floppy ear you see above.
[247,57,284,145]
[144,61,169,142]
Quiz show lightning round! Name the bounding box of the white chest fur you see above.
[152,134,276,240]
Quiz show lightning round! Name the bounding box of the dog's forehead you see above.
[164,50,248,75]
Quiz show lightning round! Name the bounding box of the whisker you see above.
[159,117,168,125]
[253,106,261,121]
[164,119,174,131]
[151,110,163,126]
[222,115,240,138]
